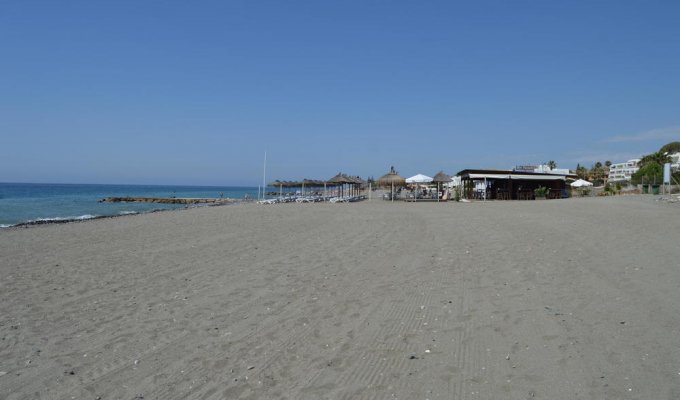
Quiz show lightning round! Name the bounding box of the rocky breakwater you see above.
[100,197,234,205]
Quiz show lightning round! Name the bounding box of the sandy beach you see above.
[1,196,679,399]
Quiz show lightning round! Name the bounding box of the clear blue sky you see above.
[2,1,679,185]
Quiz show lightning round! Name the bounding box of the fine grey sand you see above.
[1,196,679,399]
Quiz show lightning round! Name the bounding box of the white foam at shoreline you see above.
[29,214,99,223]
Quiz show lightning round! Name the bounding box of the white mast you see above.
[262,151,267,200]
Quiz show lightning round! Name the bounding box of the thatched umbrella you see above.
[431,171,452,202]
[327,173,352,198]
[269,180,284,198]
[269,180,297,198]
[341,175,363,197]
[327,173,351,184]
[377,166,406,202]
[351,176,366,197]
[298,179,321,196]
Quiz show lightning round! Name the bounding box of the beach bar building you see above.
[457,169,577,200]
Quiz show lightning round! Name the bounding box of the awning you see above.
[406,174,433,183]
[467,174,566,181]
[570,179,594,187]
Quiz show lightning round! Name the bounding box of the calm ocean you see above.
[0,183,262,227]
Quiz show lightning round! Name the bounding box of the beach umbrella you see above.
[377,166,406,202]
[570,179,593,196]
[269,180,291,198]
[340,175,364,198]
[327,173,344,198]
[405,174,433,183]
[352,176,366,197]
[327,173,353,198]
[302,179,324,188]
[432,171,453,202]
[328,173,355,184]
[276,180,304,196]
[570,179,593,188]
[406,174,433,203]
[300,179,322,196]
[303,179,325,198]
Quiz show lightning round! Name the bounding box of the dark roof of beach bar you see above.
[456,169,577,180]
[456,169,578,200]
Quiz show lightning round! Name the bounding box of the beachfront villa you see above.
[457,169,577,200]
[607,159,641,183]
[669,152,680,171]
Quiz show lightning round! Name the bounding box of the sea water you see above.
[0,183,262,227]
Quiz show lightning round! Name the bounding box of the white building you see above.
[668,152,680,171]
[608,159,640,182]
[513,164,572,175]
[533,165,572,175]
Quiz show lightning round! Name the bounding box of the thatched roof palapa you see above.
[302,179,325,187]
[270,179,326,188]
[327,173,354,185]
[431,171,452,183]
[269,180,293,188]
[377,166,406,187]
[271,180,303,188]
[351,176,366,186]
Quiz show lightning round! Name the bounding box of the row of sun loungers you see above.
[257,195,367,204]
[329,195,366,203]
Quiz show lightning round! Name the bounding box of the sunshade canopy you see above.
[405,174,433,183]
[570,179,594,187]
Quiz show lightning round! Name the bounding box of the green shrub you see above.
[454,187,461,202]
[534,186,550,197]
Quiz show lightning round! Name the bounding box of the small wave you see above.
[12,214,101,227]
[31,214,99,223]
[0,223,14,228]
[118,211,139,215]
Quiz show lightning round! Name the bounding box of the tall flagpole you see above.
[262,151,267,200]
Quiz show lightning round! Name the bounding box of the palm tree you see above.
[660,141,680,154]
[602,161,611,185]
[639,151,671,167]
[546,160,557,170]
[575,164,588,180]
